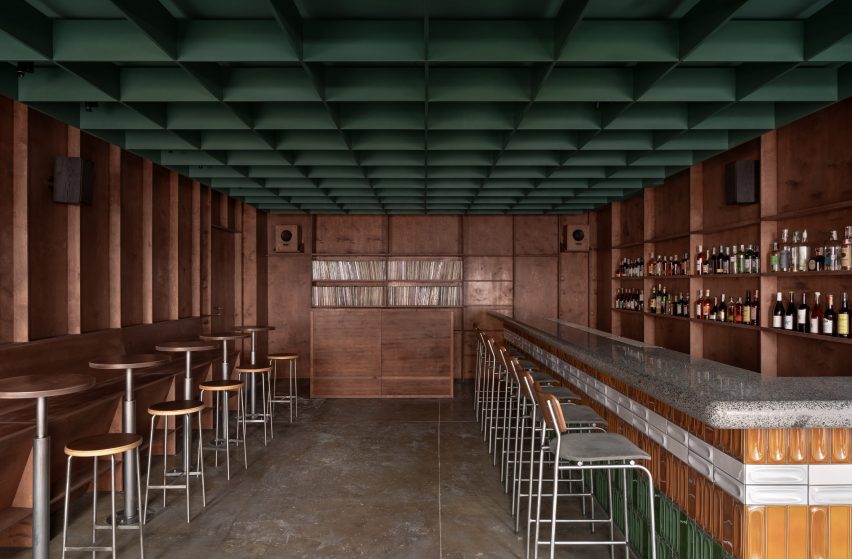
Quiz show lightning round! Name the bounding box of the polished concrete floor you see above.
[3,382,620,558]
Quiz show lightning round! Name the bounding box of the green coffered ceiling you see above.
[2,1,852,214]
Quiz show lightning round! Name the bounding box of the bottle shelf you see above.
[647,275,691,281]
[611,308,644,315]
[611,276,645,281]
[764,271,852,278]
[645,313,690,322]
[693,273,760,279]
[761,327,852,345]
[690,318,760,331]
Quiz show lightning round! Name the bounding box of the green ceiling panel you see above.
[3,0,851,214]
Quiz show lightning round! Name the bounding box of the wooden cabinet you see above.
[310,308,453,398]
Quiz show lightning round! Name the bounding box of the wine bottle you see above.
[734,297,744,324]
[702,289,711,318]
[743,290,752,324]
[709,297,718,321]
[784,291,795,330]
[772,292,784,329]
[718,294,726,322]
[769,242,780,272]
[727,295,735,323]
[695,289,703,319]
[796,292,809,333]
[695,246,704,277]
[842,226,852,271]
[839,292,850,339]
[824,294,837,336]
[810,292,823,335]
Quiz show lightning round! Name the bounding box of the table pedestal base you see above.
[32,435,49,559]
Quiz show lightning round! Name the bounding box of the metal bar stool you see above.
[200,379,248,479]
[61,433,144,559]
[236,361,273,445]
[533,391,657,559]
[473,328,487,415]
[143,400,206,523]
[268,353,299,423]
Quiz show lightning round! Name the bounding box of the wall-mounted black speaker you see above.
[724,160,759,205]
[53,156,94,205]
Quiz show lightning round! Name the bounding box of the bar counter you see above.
[492,313,852,559]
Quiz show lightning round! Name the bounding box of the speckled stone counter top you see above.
[492,314,852,429]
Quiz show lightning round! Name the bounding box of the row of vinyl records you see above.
[311,259,463,281]
[312,286,463,307]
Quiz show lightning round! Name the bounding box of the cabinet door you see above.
[381,309,453,397]
[311,309,381,397]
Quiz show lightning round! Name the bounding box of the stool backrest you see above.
[519,368,537,401]
[536,389,568,434]
[497,346,512,374]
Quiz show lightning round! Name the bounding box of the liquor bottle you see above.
[736,245,745,275]
[751,244,760,274]
[703,249,710,275]
[768,242,780,272]
[796,292,809,333]
[772,292,784,329]
[824,294,837,337]
[718,293,727,322]
[709,297,718,321]
[727,295,735,323]
[839,293,850,339]
[784,291,795,330]
[842,226,852,271]
[751,289,760,325]
[791,231,801,272]
[682,253,689,276]
[734,297,744,324]
[825,231,840,271]
[779,229,791,272]
[743,290,752,324]
[647,254,655,277]
[696,246,704,276]
[810,292,823,335]
[743,244,752,274]
[798,229,811,272]
[808,247,824,272]
[695,290,704,318]
[721,246,730,274]
[702,289,712,318]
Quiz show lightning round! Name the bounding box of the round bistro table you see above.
[0,374,95,559]
[199,332,249,445]
[89,354,169,525]
[235,326,275,417]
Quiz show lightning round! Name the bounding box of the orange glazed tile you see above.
[811,429,830,464]
[746,506,765,559]
[765,507,786,559]
[829,506,850,559]
[810,506,829,559]
[746,429,767,464]
[788,429,808,464]
[732,502,744,559]
[831,429,851,463]
[767,429,787,464]
[787,507,808,559]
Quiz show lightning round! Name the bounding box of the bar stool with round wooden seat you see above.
[199,379,248,479]
[143,400,206,524]
[61,433,144,559]
[235,360,273,445]
[268,353,299,423]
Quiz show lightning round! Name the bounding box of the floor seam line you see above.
[438,402,443,559]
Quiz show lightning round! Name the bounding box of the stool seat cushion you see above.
[236,362,272,373]
[529,371,556,384]
[549,433,650,463]
[65,433,142,458]
[200,379,244,391]
[561,404,606,425]
[148,399,205,416]
[542,385,580,400]
[269,353,298,360]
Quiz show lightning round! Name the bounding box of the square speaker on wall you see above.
[53,156,93,205]
[274,224,302,253]
[561,224,589,252]
[724,160,759,205]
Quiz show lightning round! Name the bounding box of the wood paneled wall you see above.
[267,214,597,380]
[0,97,264,346]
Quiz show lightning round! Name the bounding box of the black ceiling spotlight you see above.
[16,62,34,78]
[84,101,98,112]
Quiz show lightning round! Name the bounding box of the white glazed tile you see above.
[647,410,667,432]
[745,485,808,506]
[713,451,745,483]
[744,465,808,485]
[714,469,745,502]
[666,423,688,446]
[688,453,713,478]
[808,464,852,486]
[688,436,714,463]
[810,485,852,505]
[668,439,688,463]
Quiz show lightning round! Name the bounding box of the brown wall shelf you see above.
[761,327,852,345]
[692,319,759,331]
[645,313,690,322]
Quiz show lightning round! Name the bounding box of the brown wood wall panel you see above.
[151,166,171,322]
[382,377,452,397]
[463,307,512,331]
[617,193,645,246]
[120,152,143,326]
[514,256,558,324]
[653,170,690,240]
[311,309,381,379]
[776,99,852,214]
[79,133,110,332]
[702,139,761,231]
[513,216,558,255]
[27,110,68,340]
[464,280,513,306]
[177,175,193,318]
[559,252,589,325]
[464,256,513,281]
[0,98,13,343]
[314,215,386,254]
[463,215,513,255]
[389,215,461,254]
[380,310,452,379]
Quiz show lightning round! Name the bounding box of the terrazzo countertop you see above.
[491,314,852,429]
